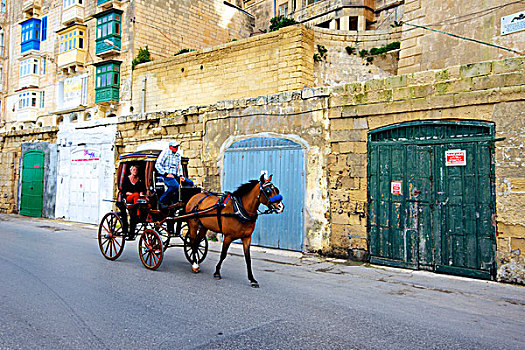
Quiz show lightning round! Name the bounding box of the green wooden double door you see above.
[368,121,496,280]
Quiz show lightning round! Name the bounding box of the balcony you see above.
[17,108,39,122]
[57,49,86,72]
[96,35,121,56]
[22,0,42,17]
[97,0,125,9]
[95,86,119,104]
[19,74,40,89]
[62,4,85,25]
[21,40,40,54]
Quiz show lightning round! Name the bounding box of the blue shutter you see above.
[41,17,48,41]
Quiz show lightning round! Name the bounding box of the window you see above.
[81,76,88,105]
[39,91,45,108]
[58,26,86,53]
[21,18,41,53]
[95,9,123,53]
[0,0,5,13]
[18,92,38,109]
[41,58,46,75]
[41,17,48,41]
[20,58,39,77]
[0,30,4,55]
[63,0,82,8]
[279,3,288,17]
[94,61,121,103]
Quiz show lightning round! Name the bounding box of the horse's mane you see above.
[232,180,259,197]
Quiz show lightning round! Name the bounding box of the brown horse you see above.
[185,174,284,287]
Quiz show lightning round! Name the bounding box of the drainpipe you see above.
[141,76,146,115]
[274,0,276,17]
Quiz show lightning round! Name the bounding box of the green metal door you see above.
[368,121,496,280]
[20,150,45,217]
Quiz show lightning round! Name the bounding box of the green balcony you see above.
[96,35,121,55]
[95,86,120,103]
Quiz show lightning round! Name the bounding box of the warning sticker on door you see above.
[391,181,402,195]
[445,150,466,166]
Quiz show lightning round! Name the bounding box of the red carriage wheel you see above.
[98,212,126,261]
[139,229,164,270]
[183,233,208,265]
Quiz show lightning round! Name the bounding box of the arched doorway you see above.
[223,137,305,251]
[368,120,496,279]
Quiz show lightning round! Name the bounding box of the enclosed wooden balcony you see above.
[97,0,125,10]
[62,3,85,25]
[22,0,42,18]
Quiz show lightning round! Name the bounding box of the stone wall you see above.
[399,0,525,74]
[328,56,525,283]
[131,25,315,114]
[133,0,255,59]
[313,27,401,86]
[117,88,332,253]
[0,127,57,213]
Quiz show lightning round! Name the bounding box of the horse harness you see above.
[189,191,258,234]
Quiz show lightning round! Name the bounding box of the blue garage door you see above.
[223,137,305,251]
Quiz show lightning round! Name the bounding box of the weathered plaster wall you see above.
[399,0,525,74]
[328,56,525,283]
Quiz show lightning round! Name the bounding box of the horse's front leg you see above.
[214,235,233,280]
[242,236,258,288]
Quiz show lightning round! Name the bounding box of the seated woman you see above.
[120,165,146,240]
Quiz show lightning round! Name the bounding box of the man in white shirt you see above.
[155,140,194,207]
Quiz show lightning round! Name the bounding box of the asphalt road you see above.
[0,214,524,350]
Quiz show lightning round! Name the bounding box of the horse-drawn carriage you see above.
[97,149,206,270]
[98,146,284,287]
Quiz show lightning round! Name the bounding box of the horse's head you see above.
[258,174,284,214]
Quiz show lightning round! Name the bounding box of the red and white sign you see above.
[445,150,466,166]
[391,181,402,195]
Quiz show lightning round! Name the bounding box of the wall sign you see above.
[72,149,100,162]
[445,150,466,166]
[391,181,402,195]
[501,11,525,35]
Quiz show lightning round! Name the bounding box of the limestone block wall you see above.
[328,56,525,283]
[399,0,525,74]
[313,27,401,86]
[133,0,255,59]
[131,25,315,114]
[0,128,57,213]
[117,88,332,253]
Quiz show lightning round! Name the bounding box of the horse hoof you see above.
[251,282,259,288]
[214,273,221,280]
[192,263,200,273]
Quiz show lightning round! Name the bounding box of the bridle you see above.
[258,180,284,214]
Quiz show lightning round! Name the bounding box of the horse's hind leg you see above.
[242,236,259,288]
[191,225,207,273]
[214,235,233,280]
[186,219,201,273]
